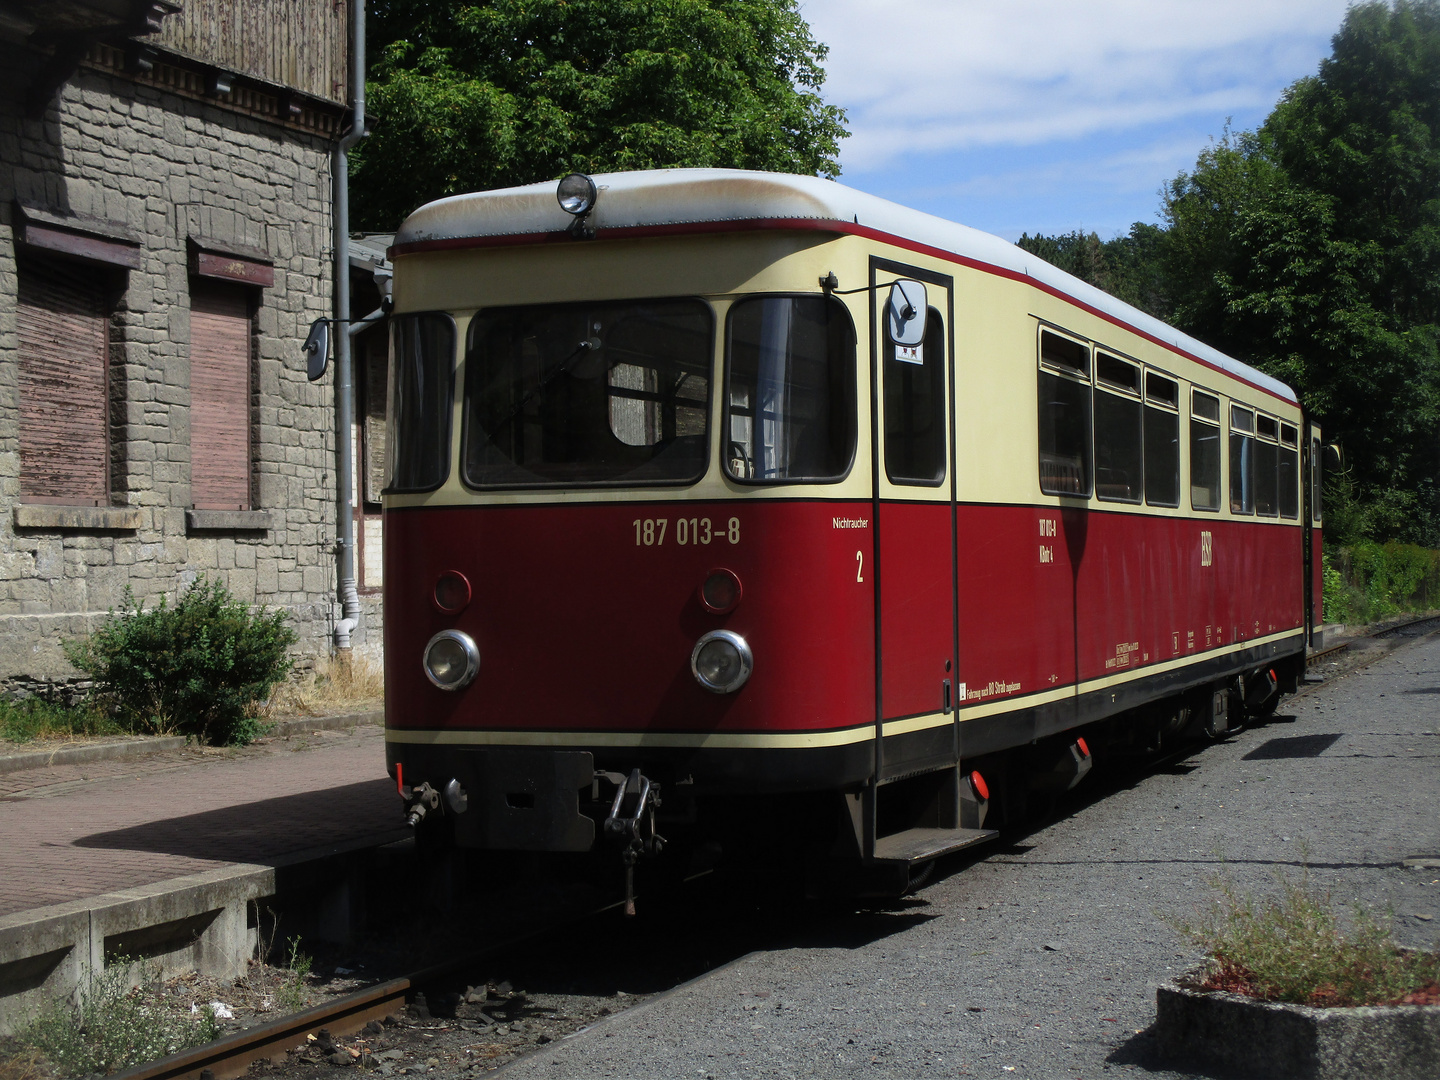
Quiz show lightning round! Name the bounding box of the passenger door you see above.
[870,259,958,779]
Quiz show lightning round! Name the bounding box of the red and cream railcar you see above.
[381,170,1323,885]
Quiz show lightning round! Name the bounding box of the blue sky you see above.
[801,0,1353,241]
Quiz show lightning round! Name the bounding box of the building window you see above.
[1038,329,1091,496]
[1190,390,1221,511]
[16,256,114,505]
[189,281,254,510]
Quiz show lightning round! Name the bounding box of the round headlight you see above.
[423,630,479,690]
[557,172,597,216]
[690,630,753,694]
[699,568,742,614]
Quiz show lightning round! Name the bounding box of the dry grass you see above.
[268,653,384,717]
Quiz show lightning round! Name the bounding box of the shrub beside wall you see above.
[64,578,297,746]
[1322,542,1440,625]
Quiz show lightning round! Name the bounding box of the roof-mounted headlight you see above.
[557,173,598,217]
[423,630,479,690]
[691,630,753,694]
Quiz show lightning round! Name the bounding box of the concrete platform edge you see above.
[1155,984,1440,1080]
[0,711,384,776]
[0,825,409,1036]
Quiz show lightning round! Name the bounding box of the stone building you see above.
[0,0,382,695]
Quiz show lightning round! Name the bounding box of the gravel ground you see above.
[481,632,1440,1080]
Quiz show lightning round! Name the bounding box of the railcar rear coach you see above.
[380,169,1324,896]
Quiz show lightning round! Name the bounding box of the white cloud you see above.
[801,0,1352,173]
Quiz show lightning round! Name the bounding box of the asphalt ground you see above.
[485,634,1440,1080]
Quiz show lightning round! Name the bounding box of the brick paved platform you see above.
[0,725,400,918]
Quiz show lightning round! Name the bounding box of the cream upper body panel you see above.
[388,169,1302,515]
[392,168,1294,406]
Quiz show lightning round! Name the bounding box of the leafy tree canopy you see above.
[1022,1,1440,545]
[352,0,848,230]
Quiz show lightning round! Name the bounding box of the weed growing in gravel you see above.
[20,959,220,1077]
[278,937,314,1014]
[1176,871,1440,1006]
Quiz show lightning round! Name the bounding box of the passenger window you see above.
[1230,404,1255,514]
[724,295,856,482]
[1144,372,1180,507]
[1190,389,1221,511]
[884,309,946,485]
[1037,329,1091,496]
[1254,414,1279,517]
[1093,352,1141,503]
[1279,423,1299,519]
[1310,435,1323,523]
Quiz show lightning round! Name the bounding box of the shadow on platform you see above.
[73,778,401,863]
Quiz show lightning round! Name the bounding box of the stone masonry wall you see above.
[0,46,381,696]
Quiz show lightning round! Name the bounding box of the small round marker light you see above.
[557,173,597,216]
[699,568,743,614]
[690,630,753,694]
[1076,737,1090,758]
[969,771,990,801]
[423,630,480,690]
[434,570,471,613]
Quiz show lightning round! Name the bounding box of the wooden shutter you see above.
[17,260,110,504]
[190,282,252,510]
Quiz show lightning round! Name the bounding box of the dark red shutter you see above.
[190,282,252,510]
[17,261,110,505]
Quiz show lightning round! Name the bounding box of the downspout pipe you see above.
[333,0,366,650]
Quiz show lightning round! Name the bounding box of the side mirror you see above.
[887,279,927,347]
[303,318,330,382]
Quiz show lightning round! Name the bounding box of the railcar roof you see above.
[393,169,1296,405]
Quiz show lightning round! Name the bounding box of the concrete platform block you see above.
[1157,984,1440,1079]
[0,865,275,1036]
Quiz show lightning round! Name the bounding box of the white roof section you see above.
[395,169,1295,404]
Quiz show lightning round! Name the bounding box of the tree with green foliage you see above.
[1022,1,1440,546]
[353,0,848,230]
[1015,224,1171,318]
[1165,0,1440,545]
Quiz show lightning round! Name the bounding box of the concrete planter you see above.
[1156,983,1440,1079]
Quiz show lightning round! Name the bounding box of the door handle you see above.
[942,678,952,714]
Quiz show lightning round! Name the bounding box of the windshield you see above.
[462,298,712,488]
[724,295,856,482]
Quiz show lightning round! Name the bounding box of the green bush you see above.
[1324,542,1440,625]
[21,958,220,1077]
[63,578,297,746]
